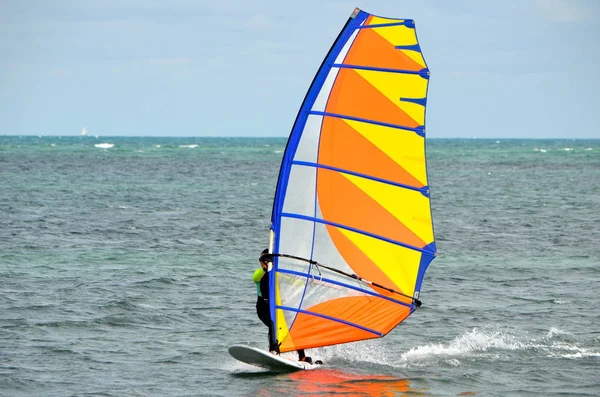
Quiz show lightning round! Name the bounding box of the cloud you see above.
[534,0,592,21]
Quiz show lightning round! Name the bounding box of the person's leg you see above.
[268,321,279,353]
[257,299,278,352]
[256,299,269,327]
[297,349,312,363]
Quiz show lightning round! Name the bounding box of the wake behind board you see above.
[228,345,319,371]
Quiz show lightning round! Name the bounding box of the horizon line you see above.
[1,134,599,140]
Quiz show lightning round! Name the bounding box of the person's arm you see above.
[252,268,265,282]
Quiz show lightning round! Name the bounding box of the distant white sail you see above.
[81,127,88,136]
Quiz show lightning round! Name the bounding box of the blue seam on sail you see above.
[332,63,425,75]
[281,212,434,255]
[292,160,429,196]
[279,268,413,308]
[357,21,413,29]
[309,111,425,136]
[277,305,384,337]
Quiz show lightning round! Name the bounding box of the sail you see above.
[268,8,436,353]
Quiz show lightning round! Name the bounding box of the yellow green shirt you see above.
[253,268,265,297]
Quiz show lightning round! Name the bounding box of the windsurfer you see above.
[254,249,313,364]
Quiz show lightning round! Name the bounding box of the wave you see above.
[395,326,600,366]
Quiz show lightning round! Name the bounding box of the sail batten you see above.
[269,8,435,353]
[278,268,416,308]
[280,212,433,255]
[291,161,429,193]
[332,63,429,76]
[357,21,414,29]
[308,111,424,134]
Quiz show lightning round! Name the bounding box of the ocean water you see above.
[1,136,599,397]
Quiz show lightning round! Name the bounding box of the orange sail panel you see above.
[269,8,436,353]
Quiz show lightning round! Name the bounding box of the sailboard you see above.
[231,7,435,369]
[228,345,319,371]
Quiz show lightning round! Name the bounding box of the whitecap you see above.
[546,327,573,338]
[560,351,600,359]
[399,327,525,366]
[95,143,114,149]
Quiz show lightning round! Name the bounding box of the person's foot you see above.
[299,356,313,364]
[314,360,323,365]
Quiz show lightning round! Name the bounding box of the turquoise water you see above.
[1,136,599,396]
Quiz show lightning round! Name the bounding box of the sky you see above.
[1,0,598,138]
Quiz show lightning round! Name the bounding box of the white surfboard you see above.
[228,345,320,371]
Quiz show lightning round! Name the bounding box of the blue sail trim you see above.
[278,268,413,308]
[281,212,435,255]
[309,110,424,136]
[277,305,383,337]
[292,160,428,195]
[414,242,437,294]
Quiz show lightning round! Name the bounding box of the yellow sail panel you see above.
[363,16,426,69]
[317,168,428,250]
[338,227,422,297]
[342,173,434,246]
[399,49,426,68]
[274,273,291,347]
[367,16,405,25]
[343,119,428,186]
[353,69,427,126]
[326,68,420,128]
[318,117,426,189]
[342,25,424,73]
[372,25,418,47]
